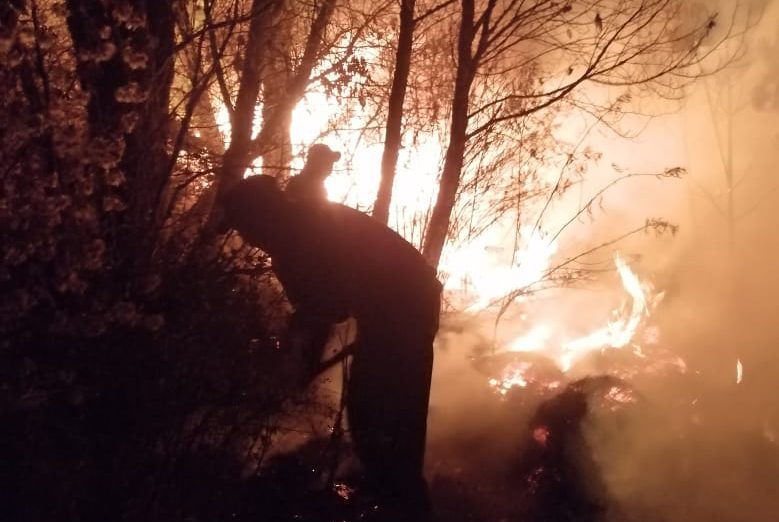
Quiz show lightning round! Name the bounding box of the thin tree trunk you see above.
[262,6,293,180]
[421,0,475,267]
[253,0,337,167]
[221,0,282,189]
[373,0,415,225]
[205,0,333,243]
[220,0,335,189]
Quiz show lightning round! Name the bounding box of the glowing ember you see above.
[490,362,529,395]
[532,425,550,446]
[605,385,636,405]
[736,358,744,384]
[487,356,564,396]
[333,482,354,500]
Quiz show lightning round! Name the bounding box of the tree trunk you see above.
[421,0,475,267]
[125,3,176,234]
[373,0,416,225]
[221,0,282,189]
[256,0,337,180]
[206,0,333,240]
[66,0,176,263]
[220,0,335,188]
[262,7,293,180]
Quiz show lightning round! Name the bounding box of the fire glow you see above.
[488,254,663,395]
[442,227,558,312]
[558,254,657,370]
[209,84,674,398]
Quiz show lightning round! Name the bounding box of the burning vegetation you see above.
[2,0,779,521]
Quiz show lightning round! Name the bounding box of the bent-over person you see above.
[221,175,441,520]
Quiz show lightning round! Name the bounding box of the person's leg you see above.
[285,310,333,384]
[346,324,435,520]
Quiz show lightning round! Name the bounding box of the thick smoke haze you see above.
[424,2,779,520]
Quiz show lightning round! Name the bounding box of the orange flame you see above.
[558,254,654,370]
[441,227,558,311]
[490,254,660,394]
[209,87,674,398]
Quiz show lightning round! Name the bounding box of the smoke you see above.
[424,3,779,520]
[268,3,779,517]
[593,5,779,515]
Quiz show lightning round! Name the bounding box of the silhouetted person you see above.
[220,175,441,520]
[285,143,341,202]
[281,144,342,379]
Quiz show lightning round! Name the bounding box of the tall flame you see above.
[491,254,658,395]
[558,254,652,370]
[208,80,666,396]
[441,227,558,311]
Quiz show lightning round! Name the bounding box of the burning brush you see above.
[473,253,684,397]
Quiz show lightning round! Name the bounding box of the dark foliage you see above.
[1,250,302,521]
[0,3,310,520]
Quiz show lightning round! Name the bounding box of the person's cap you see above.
[308,143,341,162]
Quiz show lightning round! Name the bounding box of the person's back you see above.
[223,174,440,320]
[326,203,441,324]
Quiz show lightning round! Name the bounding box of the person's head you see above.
[221,175,291,247]
[303,144,341,178]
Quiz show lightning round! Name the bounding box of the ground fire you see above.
[480,253,677,396]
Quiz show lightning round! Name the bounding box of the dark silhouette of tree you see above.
[420,0,741,267]
[220,0,340,188]
[65,0,176,269]
[373,0,416,224]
